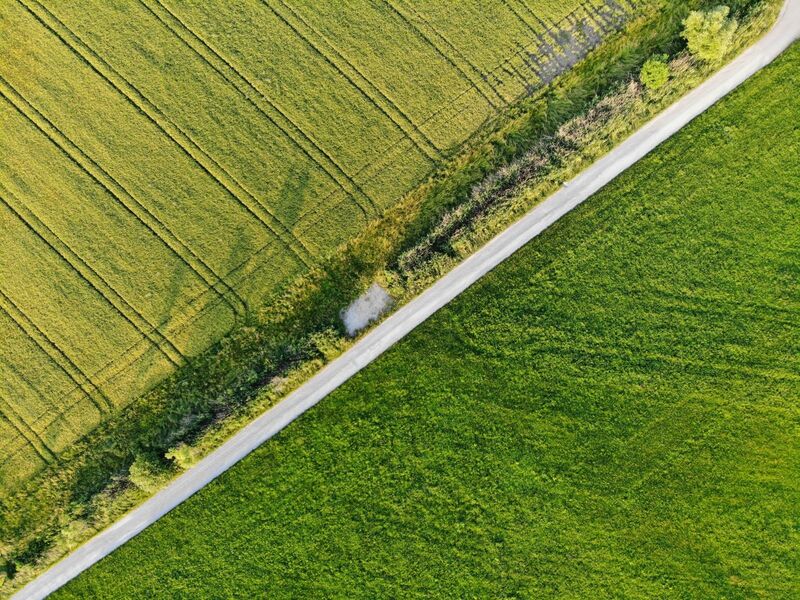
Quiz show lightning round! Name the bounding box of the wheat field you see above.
[0,0,639,488]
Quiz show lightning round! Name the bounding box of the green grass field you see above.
[55,39,800,600]
[0,0,644,488]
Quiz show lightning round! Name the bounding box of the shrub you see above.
[682,6,738,62]
[127,455,171,493]
[1,535,51,579]
[165,444,200,470]
[640,55,670,90]
[4,560,16,580]
[309,328,346,361]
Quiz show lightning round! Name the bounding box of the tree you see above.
[640,55,670,90]
[682,6,738,62]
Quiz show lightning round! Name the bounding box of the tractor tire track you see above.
[0,169,255,425]
[507,55,536,89]
[0,76,247,320]
[0,157,284,425]
[385,0,506,107]
[265,0,441,161]
[1,0,636,478]
[140,0,376,217]
[5,233,287,466]
[0,288,112,414]
[499,0,540,37]
[0,438,34,474]
[0,353,82,440]
[0,185,185,367]
[0,391,55,464]
[18,0,800,585]
[0,423,26,464]
[26,0,313,269]
[517,0,555,30]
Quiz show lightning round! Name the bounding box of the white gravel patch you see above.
[341,283,392,336]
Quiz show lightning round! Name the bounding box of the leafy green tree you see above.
[640,54,670,90]
[682,6,738,62]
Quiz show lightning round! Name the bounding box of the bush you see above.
[640,55,670,90]
[127,455,171,493]
[683,6,738,62]
[3,560,16,580]
[309,328,346,361]
[165,444,200,470]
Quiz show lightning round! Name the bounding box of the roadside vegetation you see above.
[57,39,800,599]
[0,0,782,593]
